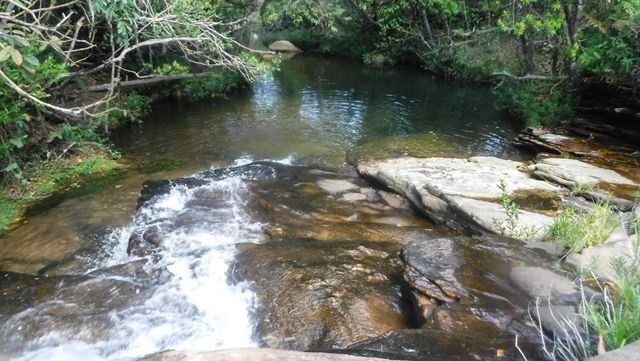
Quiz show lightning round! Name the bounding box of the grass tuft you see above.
[546,202,617,254]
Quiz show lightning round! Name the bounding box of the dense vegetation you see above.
[260,0,639,125]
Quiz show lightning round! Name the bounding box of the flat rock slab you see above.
[531,158,636,188]
[357,156,559,240]
[231,239,408,350]
[141,349,400,361]
[358,156,557,200]
[448,196,553,241]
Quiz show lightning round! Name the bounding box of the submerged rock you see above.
[399,236,559,338]
[347,328,543,361]
[231,239,410,350]
[141,348,394,361]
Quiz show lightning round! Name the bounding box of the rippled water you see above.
[113,55,525,168]
[0,55,526,360]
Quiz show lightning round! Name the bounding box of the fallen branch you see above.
[492,71,567,81]
[86,72,213,92]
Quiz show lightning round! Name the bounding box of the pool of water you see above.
[113,54,525,168]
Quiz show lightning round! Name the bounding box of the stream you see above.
[0,55,531,360]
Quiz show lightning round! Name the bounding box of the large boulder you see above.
[268,40,302,53]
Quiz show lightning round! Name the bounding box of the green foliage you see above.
[164,69,244,101]
[545,202,617,254]
[494,79,576,126]
[580,0,640,84]
[493,180,540,239]
[110,92,153,126]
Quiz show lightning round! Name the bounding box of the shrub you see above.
[494,79,577,126]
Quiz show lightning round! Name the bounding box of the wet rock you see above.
[317,179,359,193]
[357,156,559,240]
[341,193,368,202]
[424,306,512,336]
[401,238,469,311]
[231,239,410,350]
[530,158,636,188]
[268,40,302,53]
[347,328,543,361]
[141,349,393,361]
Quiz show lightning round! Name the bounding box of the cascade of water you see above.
[2,165,271,361]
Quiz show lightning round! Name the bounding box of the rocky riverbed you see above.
[1,126,638,360]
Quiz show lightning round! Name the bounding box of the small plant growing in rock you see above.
[545,201,616,254]
[493,180,540,240]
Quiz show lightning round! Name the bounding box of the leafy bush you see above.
[494,79,577,126]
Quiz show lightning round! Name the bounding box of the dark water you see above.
[113,55,524,169]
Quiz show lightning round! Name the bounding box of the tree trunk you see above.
[520,32,536,74]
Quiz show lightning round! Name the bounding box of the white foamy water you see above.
[2,169,268,361]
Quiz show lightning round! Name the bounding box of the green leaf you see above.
[23,54,40,67]
[8,137,24,148]
[0,46,11,62]
[10,48,23,66]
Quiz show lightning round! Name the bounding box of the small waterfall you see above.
[1,164,273,360]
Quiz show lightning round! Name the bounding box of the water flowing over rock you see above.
[141,348,397,361]
[231,239,410,350]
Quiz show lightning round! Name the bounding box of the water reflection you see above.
[112,55,525,168]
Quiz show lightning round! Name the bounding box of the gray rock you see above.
[357,157,558,240]
[529,304,582,335]
[268,40,302,53]
[377,190,410,209]
[317,179,359,194]
[531,158,636,188]
[510,267,579,301]
[565,230,637,280]
[141,349,398,361]
[447,196,553,241]
[586,339,640,361]
[359,157,558,201]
